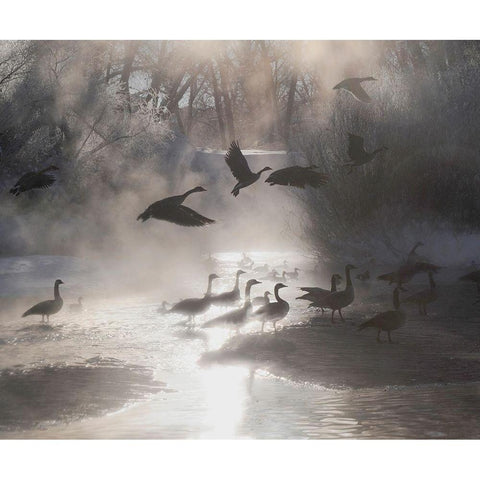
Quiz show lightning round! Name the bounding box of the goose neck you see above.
[274,285,284,302]
[54,283,62,300]
[345,267,353,288]
[330,275,337,292]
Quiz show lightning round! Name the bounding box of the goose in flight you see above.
[168,273,219,325]
[202,279,261,331]
[225,141,272,197]
[10,165,59,196]
[22,279,64,323]
[343,134,387,174]
[403,271,438,315]
[459,269,480,294]
[69,296,83,313]
[358,286,406,343]
[265,166,328,188]
[209,269,246,307]
[252,290,272,307]
[253,282,290,332]
[137,186,215,227]
[333,77,377,103]
[316,264,356,323]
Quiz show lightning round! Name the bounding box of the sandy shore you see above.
[200,281,480,389]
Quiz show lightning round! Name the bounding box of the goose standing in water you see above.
[358,286,407,343]
[265,166,328,188]
[69,297,83,313]
[209,269,246,307]
[137,186,215,227]
[10,165,59,196]
[459,270,480,294]
[333,77,377,103]
[284,268,300,280]
[343,134,387,174]
[297,273,342,306]
[318,264,357,323]
[252,290,272,307]
[157,301,171,314]
[253,283,290,332]
[22,279,64,323]
[403,271,438,315]
[203,279,262,331]
[224,141,272,197]
[168,273,219,325]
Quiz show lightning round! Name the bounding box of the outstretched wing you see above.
[265,166,328,188]
[30,173,56,190]
[162,205,215,227]
[348,133,365,159]
[348,83,371,103]
[225,141,253,182]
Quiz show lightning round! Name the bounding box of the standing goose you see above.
[168,273,219,324]
[333,77,377,103]
[378,262,440,287]
[209,269,246,307]
[202,279,262,331]
[459,270,480,294]
[69,296,83,313]
[297,273,342,305]
[225,141,272,197]
[343,134,387,174]
[157,301,171,314]
[253,283,290,332]
[284,268,300,280]
[358,286,407,343]
[10,165,59,196]
[317,264,357,323]
[252,290,272,307]
[265,166,328,188]
[22,279,64,323]
[407,241,428,265]
[403,271,438,315]
[137,186,215,227]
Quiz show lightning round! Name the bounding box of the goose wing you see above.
[160,205,215,227]
[347,134,365,158]
[346,82,372,103]
[225,141,253,182]
[265,166,328,188]
[22,299,55,317]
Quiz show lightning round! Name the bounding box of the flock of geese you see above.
[13,75,480,345]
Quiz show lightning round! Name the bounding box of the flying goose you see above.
[168,273,219,324]
[252,290,272,307]
[202,279,262,331]
[358,286,407,343]
[343,134,387,174]
[317,264,357,323]
[403,271,438,315]
[265,166,328,189]
[209,269,246,307]
[137,186,215,227]
[69,296,83,313]
[22,279,64,323]
[297,273,342,305]
[10,165,59,196]
[459,270,480,294]
[253,282,290,332]
[333,77,377,103]
[225,141,272,197]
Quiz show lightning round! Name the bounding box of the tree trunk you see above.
[284,70,297,141]
[119,41,139,112]
[218,60,235,142]
[210,62,227,148]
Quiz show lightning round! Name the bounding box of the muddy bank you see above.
[200,282,480,389]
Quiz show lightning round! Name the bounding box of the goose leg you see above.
[331,310,335,324]
[41,314,45,323]
[261,321,265,333]
[338,309,345,322]
[376,330,382,343]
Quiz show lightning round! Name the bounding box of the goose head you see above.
[258,166,272,175]
[345,264,357,271]
[209,273,220,281]
[247,279,262,288]
[361,76,377,82]
[265,291,272,296]
[55,279,64,286]
[192,186,207,193]
[276,283,287,290]
[237,269,247,276]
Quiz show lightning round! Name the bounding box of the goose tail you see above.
[358,319,374,331]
